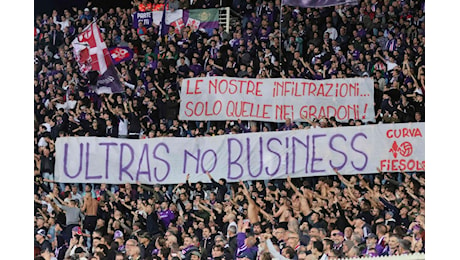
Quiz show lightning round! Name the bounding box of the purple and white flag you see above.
[109,46,134,65]
[132,12,154,29]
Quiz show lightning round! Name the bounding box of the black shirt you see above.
[37,239,53,253]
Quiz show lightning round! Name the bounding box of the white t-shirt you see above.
[42,123,51,132]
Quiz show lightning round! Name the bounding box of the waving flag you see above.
[135,9,219,35]
[160,0,169,37]
[72,23,123,94]
[184,9,219,35]
[109,46,134,65]
[170,18,185,35]
[282,0,358,8]
[185,17,200,32]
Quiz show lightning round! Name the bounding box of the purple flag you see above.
[161,1,169,37]
[282,0,358,8]
[109,46,134,65]
[132,12,154,29]
[182,9,220,36]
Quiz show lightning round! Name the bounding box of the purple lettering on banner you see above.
[246,137,263,178]
[351,133,368,171]
[329,134,348,170]
[311,134,327,173]
[265,138,282,176]
[119,143,135,182]
[227,138,243,180]
[63,143,83,179]
[137,144,152,182]
[85,142,102,180]
[292,136,310,174]
[153,143,170,182]
[183,149,201,174]
[99,142,117,179]
[285,137,290,174]
[201,149,218,173]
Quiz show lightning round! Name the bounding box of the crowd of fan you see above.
[34,0,425,259]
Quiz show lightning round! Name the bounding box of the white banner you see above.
[179,77,375,122]
[151,10,183,25]
[54,123,424,185]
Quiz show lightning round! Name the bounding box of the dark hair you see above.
[94,251,106,258]
[323,238,334,249]
[160,247,171,257]
[283,246,296,258]
[313,240,324,252]
[399,239,412,251]
[96,244,109,255]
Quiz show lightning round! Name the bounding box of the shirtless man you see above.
[81,190,99,234]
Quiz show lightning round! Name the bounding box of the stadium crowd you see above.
[34,0,425,259]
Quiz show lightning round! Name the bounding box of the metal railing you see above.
[218,7,231,33]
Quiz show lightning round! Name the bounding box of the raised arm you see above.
[333,168,354,188]
[239,180,260,224]
[37,208,49,222]
[286,176,301,196]
[300,114,314,125]
[197,202,212,214]
[172,182,185,194]
[50,193,68,210]
[155,81,168,99]
[185,173,194,191]
[206,171,219,186]
[265,236,290,260]
[136,181,155,192]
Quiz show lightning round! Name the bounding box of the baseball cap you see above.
[72,226,83,235]
[332,231,344,237]
[366,233,378,239]
[190,250,201,257]
[36,229,47,237]
[75,247,85,254]
[114,230,124,240]
[385,210,395,217]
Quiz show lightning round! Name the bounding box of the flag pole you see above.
[279,1,283,74]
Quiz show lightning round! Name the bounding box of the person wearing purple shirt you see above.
[362,233,384,256]
[158,202,175,230]
[262,2,278,23]
[248,12,261,32]
[347,44,360,61]
[189,57,203,76]
[235,220,258,260]
[356,23,367,39]
[258,28,270,44]
[243,28,256,43]
[277,118,298,131]
[180,236,200,258]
